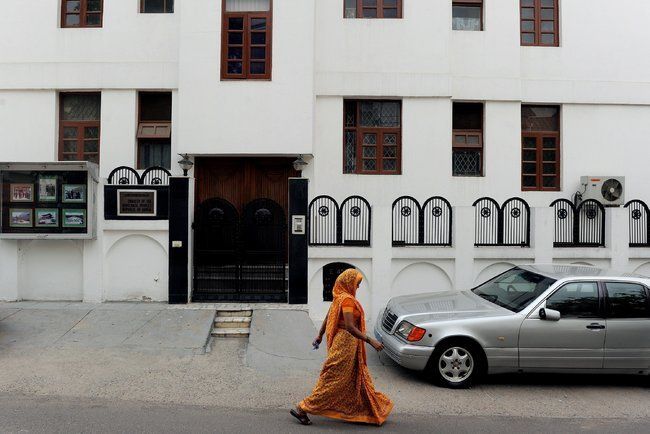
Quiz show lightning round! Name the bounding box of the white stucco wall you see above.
[1,1,649,305]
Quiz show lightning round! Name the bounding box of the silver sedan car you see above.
[375,265,650,388]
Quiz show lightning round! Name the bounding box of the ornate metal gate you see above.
[193,197,287,302]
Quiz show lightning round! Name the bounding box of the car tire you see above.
[426,339,485,389]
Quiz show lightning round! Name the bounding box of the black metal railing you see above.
[473,197,530,247]
[308,195,371,246]
[550,199,605,247]
[107,166,171,185]
[392,196,452,246]
[625,200,650,247]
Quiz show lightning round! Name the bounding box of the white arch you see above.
[105,233,168,256]
[633,261,650,277]
[391,262,453,296]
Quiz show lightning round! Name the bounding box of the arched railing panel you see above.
[392,196,421,246]
[501,197,530,246]
[473,197,500,246]
[422,196,452,246]
[625,200,650,247]
[308,196,339,246]
[107,166,140,185]
[141,166,171,185]
[577,200,605,247]
[551,199,576,247]
[340,196,371,247]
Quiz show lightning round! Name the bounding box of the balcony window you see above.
[453,103,484,176]
[61,0,103,28]
[521,0,559,46]
[59,93,101,164]
[138,92,172,169]
[344,0,402,19]
[452,0,483,31]
[521,105,560,191]
[221,0,272,80]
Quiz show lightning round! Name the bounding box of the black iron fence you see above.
[309,195,371,246]
[625,200,650,247]
[107,166,171,185]
[473,197,531,247]
[550,199,605,247]
[392,196,452,246]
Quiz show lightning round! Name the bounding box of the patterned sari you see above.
[299,269,393,425]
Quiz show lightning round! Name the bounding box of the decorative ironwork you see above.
[107,166,172,185]
[472,197,531,247]
[308,195,371,246]
[452,150,481,176]
[550,199,605,247]
[392,196,452,246]
[193,197,287,302]
[625,200,650,247]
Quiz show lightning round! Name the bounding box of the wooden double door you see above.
[192,158,298,302]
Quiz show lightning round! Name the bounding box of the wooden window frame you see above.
[452,0,483,31]
[521,105,561,192]
[452,102,484,177]
[140,0,174,13]
[137,92,172,169]
[58,93,101,164]
[520,0,559,47]
[61,0,104,28]
[344,0,403,19]
[343,100,402,175]
[221,1,273,81]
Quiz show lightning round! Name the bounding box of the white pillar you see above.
[0,240,19,301]
[454,206,475,291]
[534,207,554,264]
[370,204,392,322]
[609,207,629,270]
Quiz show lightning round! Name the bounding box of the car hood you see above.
[387,290,512,323]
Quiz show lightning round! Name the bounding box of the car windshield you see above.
[472,268,556,312]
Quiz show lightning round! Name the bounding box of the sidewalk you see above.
[0,301,216,354]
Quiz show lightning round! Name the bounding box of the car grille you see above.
[382,309,398,333]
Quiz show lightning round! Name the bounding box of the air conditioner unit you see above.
[580,176,625,206]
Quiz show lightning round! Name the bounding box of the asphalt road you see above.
[1,395,649,434]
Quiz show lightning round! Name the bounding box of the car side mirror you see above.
[539,308,561,321]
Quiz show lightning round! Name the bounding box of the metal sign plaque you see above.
[117,190,157,217]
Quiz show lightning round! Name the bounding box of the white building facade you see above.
[1,0,650,322]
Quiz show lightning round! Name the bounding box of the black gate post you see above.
[288,177,308,304]
[169,176,190,304]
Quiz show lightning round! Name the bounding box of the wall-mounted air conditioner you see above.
[580,176,625,206]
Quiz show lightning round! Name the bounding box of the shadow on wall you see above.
[391,262,453,296]
[105,234,168,301]
[18,240,83,300]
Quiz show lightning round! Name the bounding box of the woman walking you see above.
[290,269,393,426]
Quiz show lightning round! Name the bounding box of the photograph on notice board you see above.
[10,184,34,202]
[35,209,59,227]
[9,209,33,227]
[62,209,87,228]
[62,184,86,203]
[38,176,58,202]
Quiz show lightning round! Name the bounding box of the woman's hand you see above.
[368,338,384,352]
[312,335,323,348]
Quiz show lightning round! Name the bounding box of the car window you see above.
[472,268,556,312]
[546,282,600,318]
[605,282,650,319]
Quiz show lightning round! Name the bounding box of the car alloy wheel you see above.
[438,346,474,384]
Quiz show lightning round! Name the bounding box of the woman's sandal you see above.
[290,408,312,425]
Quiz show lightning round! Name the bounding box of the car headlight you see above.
[395,321,427,342]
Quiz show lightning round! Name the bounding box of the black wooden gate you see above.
[193,198,287,302]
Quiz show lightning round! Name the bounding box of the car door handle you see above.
[586,323,606,330]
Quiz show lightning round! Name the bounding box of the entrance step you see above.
[211,328,250,338]
[211,309,252,338]
[214,316,251,328]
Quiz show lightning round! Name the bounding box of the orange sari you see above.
[299,269,393,425]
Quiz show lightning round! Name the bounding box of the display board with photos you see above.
[0,170,89,234]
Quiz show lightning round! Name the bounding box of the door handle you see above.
[586,323,605,330]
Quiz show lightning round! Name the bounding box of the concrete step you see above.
[214,316,251,328]
[216,310,252,318]
[211,328,250,338]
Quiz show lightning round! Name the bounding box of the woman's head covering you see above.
[332,268,363,299]
[325,269,368,363]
